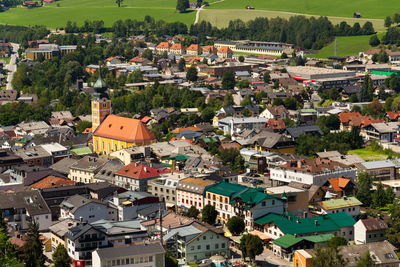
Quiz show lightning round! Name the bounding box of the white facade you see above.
[32,213,52,231]
[61,202,117,223]
[176,190,204,211]
[269,167,357,186]
[320,205,360,217]
[69,169,96,184]
[354,220,387,245]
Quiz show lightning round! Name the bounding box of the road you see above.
[194,0,225,24]
[5,43,20,90]
[230,245,291,267]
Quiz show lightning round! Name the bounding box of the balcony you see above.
[75,244,109,252]
[78,235,105,242]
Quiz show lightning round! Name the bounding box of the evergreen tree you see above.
[385,16,393,27]
[201,204,218,225]
[328,236,348,248]
[360,74,373,102]
[221,71,236,89]
[386,202,400,247]
[263,71,271,83]
[369,35,380,47]
[355,172,373,207]
[178,58,186,71]
[23,222,46,267]
[223,92,234,106]
[186,66,198,82]
[115,0,123,7]
[185,206,200,218]
[372,182,387,208]
[312,247,347,267]
[52,244,72,267]
[239,234,263,261]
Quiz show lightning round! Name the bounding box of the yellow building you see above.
[293,250,313,267]
[92,98,111,131]
[92,115,156,155]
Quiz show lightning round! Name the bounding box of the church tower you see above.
[91,71,111,131]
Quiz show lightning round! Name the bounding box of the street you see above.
[5,43,20,90]
[230,245,291,267]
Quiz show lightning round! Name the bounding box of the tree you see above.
[221,71,236,89]
[385,16,393,27]
[178,58,186,71]
[239,234,263,262]
[357,251,374,267]
[202,204,218,225]
[186,66,198,82]
[142,49,153,61]
[355,172,373,207]
[372,182,388,208]
[237,80,250,89]
[238,55,245,62]
[328,236,347,248]
[115,0,123,7]
[226,216,245,236]
[386,202,400,247]
[312,247,347,267]
[369,34,380,47]
[176,0,189,12]
[360,74,373,102]
[186,206,200,218]
[263,71,271,83]
[75,120,92,134]
[240,94,252,106]
[52,244,72,267]
[165,251,178,267]
[223,92,234,106]
[23,221,46,267]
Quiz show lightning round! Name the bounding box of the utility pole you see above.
[159,201,163,245]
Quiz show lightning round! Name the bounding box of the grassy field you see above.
[0,0,195,28]
[348,147,388,161]
[199,9,385,31]
[307,35,373,58]
[205,0,398,19]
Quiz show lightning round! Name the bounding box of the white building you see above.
[218,116,267,135]
[354,218,388,245]
[316,196,362,218]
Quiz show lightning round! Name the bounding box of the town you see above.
[1,14,400,267]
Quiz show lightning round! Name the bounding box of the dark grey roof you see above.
[0,190,50,216]
[49,157,79,175]
[60,195,106,213]
[286,125,323,138]
[94,160,124,182]
[95,242,165,259]
[70,156,108,172]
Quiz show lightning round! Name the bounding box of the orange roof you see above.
[106,56,116,61]
[387,111,400,120]
[187,44,200,51]
[218,46,232,53]
[115,163,169,179]
[327,177,351,192]
[157,42,170,49]
[141,116,152,124]
[94,115,156,143]
[170,43,185,50]
[266,118,286,130]
[172,126,201,134]
[169,137,193,144]
[31,176,75,189]
[202,45,217,53]
[338,112,362,123]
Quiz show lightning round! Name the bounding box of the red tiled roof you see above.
[219,142,241,150]
[170,43,185,50]
[115,163,170,179]
[218,47,232,53]
[171,126,202,134]
[387,111,400,120]
[157,42,170,49]
[93,115,156,143]
[187,44,200,51]
[30,176,75,189]
[327,177,351,192]
[202,45,217,53]
[140,116,152,124]
[266,118,286,130]
[338,112,362,123]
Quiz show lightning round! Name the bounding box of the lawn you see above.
[348,147,388,161]
[307,35,374,59]
[199,9,385,31]
[205,0,399,19]
[0,0,196,28]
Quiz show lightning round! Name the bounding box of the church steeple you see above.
[93,62,108,99]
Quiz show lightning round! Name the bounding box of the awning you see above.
[249,230,272,241]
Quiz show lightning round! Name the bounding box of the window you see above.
[197,245,201,250]
[206,245,210,250]
[203,236,206,240]
[262,202,266,206]
[191,246,194,250]
[221,243,225,248]
[272,200,275,205]
[215,244,219,249]
[149,256,153,262]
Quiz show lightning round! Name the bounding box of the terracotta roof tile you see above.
[93,115,156,143]
[30,176,75,189]
[115,163,169,179]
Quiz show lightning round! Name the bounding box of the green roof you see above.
[70,146,92,156]
[301,109,317,113]
[255,212,355,235]
[167,154,190,161]
[273,234,334,249]
[318,197,362,210]
[206,182,277,207]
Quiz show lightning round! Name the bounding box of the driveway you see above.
[5,43,20,90]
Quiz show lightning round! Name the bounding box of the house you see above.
[254,212,356,242]
[205,182,285,230]
[284,126,323,141]
[66,219,148,267]
[169,43,186,55]
[293,241,400,267]
[164,221,230,263]
[217,47,233,59]
[265,186,309,217]
[30,175,75,189]
[40,142,69,162]
[8,164,61,186]
[111,191,161,221]
[49,218,79,251]
[355,160,397,180]
[60,195,118,223]
[269,158,356,186]
[0,149,23,172]
[187,44,201,56]
[386,111,400,121]
[322,177,355,198]
[68,156,109,184]
[156,42,170,54]
[260,105,288,119]
[176,177,217,211]
[14,146,53,166]
[92,241,165,267]
[338,112,384,131]
[147,173,182,208]
[92,115,156,155]
[363,122,400,142]
[266,118,286,132]
[354,218,388,244]
[378,179,400,197]
[316,196,362,217]
[14,121,51,136]
[0,190,52,231]
[114,162,169,191]
[243,130,296,154]
[217,116,267,135]
[272,234,333,261]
